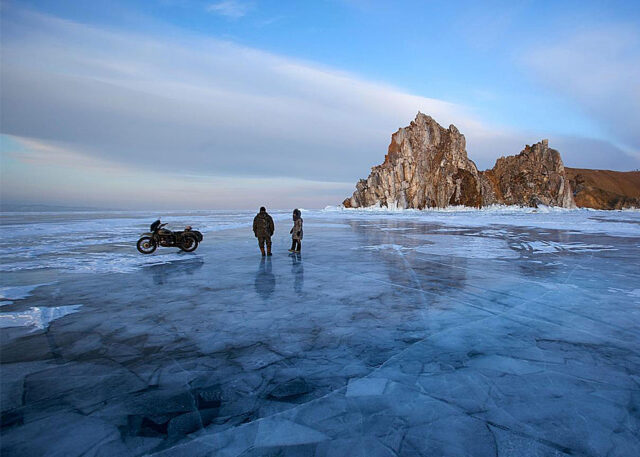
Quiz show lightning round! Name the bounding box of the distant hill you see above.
[566,168,640,210]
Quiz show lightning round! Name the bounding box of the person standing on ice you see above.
[253,206,274,256]
[289,209,303,253]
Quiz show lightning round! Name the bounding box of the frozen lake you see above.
[1,207,639,456]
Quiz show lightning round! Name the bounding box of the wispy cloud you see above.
[1,134,353,209]
[206,0,251,18]
[1,135,128,172]
[0,6,496,184]
[522,25,640,156]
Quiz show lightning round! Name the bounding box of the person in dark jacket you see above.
[289,209,303,253]
[253,206,274,256]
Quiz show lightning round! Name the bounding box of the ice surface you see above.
[413,234,519,259]
[345,377,388,396]
[1,208,639,456]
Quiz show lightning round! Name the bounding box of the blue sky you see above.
[1,0,639,209]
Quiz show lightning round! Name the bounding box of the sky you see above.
[1,0,639,210]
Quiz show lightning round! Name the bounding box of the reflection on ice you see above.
[255,258,276,299]
[148,258,205,285]
[360,244,411,252]
[290,253,304,294]
[0,305,82,330]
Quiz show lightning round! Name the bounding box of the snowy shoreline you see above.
[325,203,640,213]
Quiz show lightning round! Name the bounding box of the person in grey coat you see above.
[289,209,303,253]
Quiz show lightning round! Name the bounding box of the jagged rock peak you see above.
[343,113,482,209]
[481,139,575,208]
[343,113,576,209]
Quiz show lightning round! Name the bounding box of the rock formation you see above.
[480,139,575,208]
[566,168,640,209]
[343,112,576,209]
[343,113,483,209]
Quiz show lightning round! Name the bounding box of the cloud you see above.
[547,135,640,171]
[522,25,640,155]
[0,7,495,185]
[1,135,128,172]
[1,134,353,209]
[206,1,251,18]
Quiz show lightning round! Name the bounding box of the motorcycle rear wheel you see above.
[180,235,199,252]
[137,236,157,254]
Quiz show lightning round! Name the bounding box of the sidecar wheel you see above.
[180,235,198,252]
[137,236,157,254]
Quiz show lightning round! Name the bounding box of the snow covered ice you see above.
[1,208,639,456]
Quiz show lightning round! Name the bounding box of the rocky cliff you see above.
[343,113,482,209]
[566,168,640,209]
[343,112,576,209]
[480,139,575,208]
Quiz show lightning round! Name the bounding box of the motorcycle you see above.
[137,219,203,254]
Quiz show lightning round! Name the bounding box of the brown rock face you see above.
[480,139,575,208]
[343,113,483,209]
[566,168,640,209]
[343,113,576,209]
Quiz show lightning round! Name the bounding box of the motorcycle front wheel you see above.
[180,235,199,252]
[137,236,157,254]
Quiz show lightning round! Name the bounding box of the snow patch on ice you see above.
[429,227,467,232]
[0,284,51,301]
[378,227,415,231]
[360,244,412,252]
[0,305,82,330]
[519,241,616,254]
[1,251,201,274]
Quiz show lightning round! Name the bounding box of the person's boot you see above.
[267,245,272,256]
[260,246,266,256]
